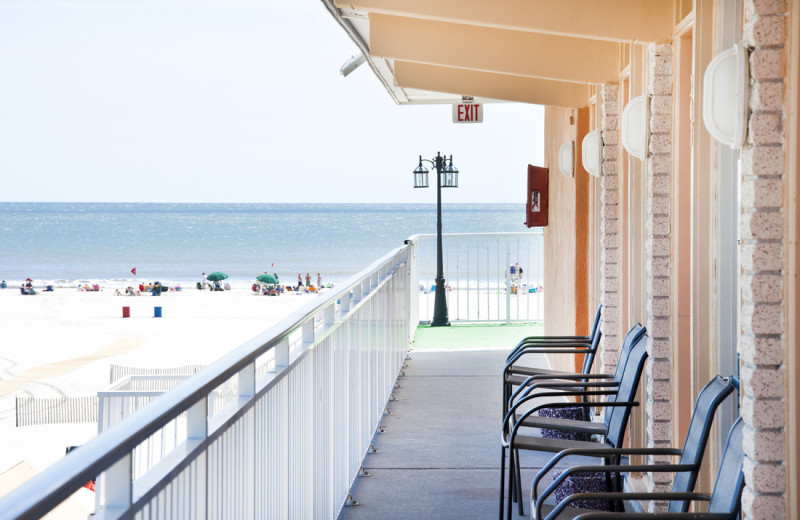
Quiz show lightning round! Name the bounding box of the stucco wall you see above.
[542,106,578,373]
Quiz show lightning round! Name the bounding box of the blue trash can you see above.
[154,306,162,318]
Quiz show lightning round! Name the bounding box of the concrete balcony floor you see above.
[340,322,572,520]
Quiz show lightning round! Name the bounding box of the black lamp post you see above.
[413,152,459,327]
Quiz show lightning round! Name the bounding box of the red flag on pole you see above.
[131,267,137,276]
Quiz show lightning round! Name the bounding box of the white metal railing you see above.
[410,231,544,323]
[0,245,412,520]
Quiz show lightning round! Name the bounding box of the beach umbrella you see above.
[256,274,278,284]
[206,272,228,282]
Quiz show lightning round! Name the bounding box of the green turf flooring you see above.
[411,322,543,349]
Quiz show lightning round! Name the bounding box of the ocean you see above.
[0,202,529,288]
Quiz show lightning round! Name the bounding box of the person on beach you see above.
[317,273,322,288]
[305,273,311,287]
[297,273,302,290]
[201,273,206,290]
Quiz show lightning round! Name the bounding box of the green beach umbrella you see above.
[206,272,228,282]
[256,274,278,284]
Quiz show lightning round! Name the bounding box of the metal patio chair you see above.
[506,305,603,360]
[502,306,606,417]
[505,324,645,427]
[500,329,649,520]
[534,416,746,520]
[530,375,739,519]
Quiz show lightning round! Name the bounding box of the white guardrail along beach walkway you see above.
[0,232,542,519]
[412,231,544,324]
[0,246,412,520]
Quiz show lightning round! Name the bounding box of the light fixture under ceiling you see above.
[558,141,574,177]
[702,43,749,150]
[621,95,649,160]
[582,129,603,177]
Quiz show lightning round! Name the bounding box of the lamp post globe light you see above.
[413,152,459,327]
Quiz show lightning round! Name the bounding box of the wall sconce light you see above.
[581,129,603,177]
[702,43,749,150]
[558,141,574,177]
[621,95,649,160]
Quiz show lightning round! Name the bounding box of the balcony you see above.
[340,323,549,520]
[0,232,546,519]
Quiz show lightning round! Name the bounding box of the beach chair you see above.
[533,417,745,520]
[500,330,649,520]
[530,375,738,519]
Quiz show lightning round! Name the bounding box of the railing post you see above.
[303,319,315,348]
[505,238,511,324]
[325,302,335,328]
[236,363,256,518]
[274,339,290,369]
[187,397,208,520]
[103,453,132,519]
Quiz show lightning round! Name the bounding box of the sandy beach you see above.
[0,284,320,496]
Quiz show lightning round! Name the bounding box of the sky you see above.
[0,0,544,204]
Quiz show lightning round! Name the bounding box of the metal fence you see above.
[410,231,544,323]
[0,245,412,520]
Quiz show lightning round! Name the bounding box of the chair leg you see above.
[507,446,519,520]
[508,447,516,503]
[499,446,507,520]
[515,448,524,516]
[503,380,511,417]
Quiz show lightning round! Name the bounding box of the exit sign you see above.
[452,102,483,123]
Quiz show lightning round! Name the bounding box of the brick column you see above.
[599,84,621,374]
[644,43,674,507]
[740,1,788,518]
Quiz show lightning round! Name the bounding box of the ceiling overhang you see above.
[394,61,591,108]
[321,0,671,106]
[371,14,621,85]
[333,0,673,43]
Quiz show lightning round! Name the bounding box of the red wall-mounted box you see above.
[525,164,548,228]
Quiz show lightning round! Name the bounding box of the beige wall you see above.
[542,107,578,372]
[542,106,592,373]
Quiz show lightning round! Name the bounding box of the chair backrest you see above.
[588,304,603,341]
[604,332,649,447]
[579,330,603,375]
[574,305,604,374]
[608,323,647,386]
[668,376,738,512]
[707,417,745,515]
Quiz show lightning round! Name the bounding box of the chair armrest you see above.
[531,447,685,504]
[545,493,712,520]
[514,381,619,405]
[572,512,729,520]
[506,347,594,368]
[503,390,621,435]
[534,461,698,506]
[508,374,616,403]
[505,399,638,446]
